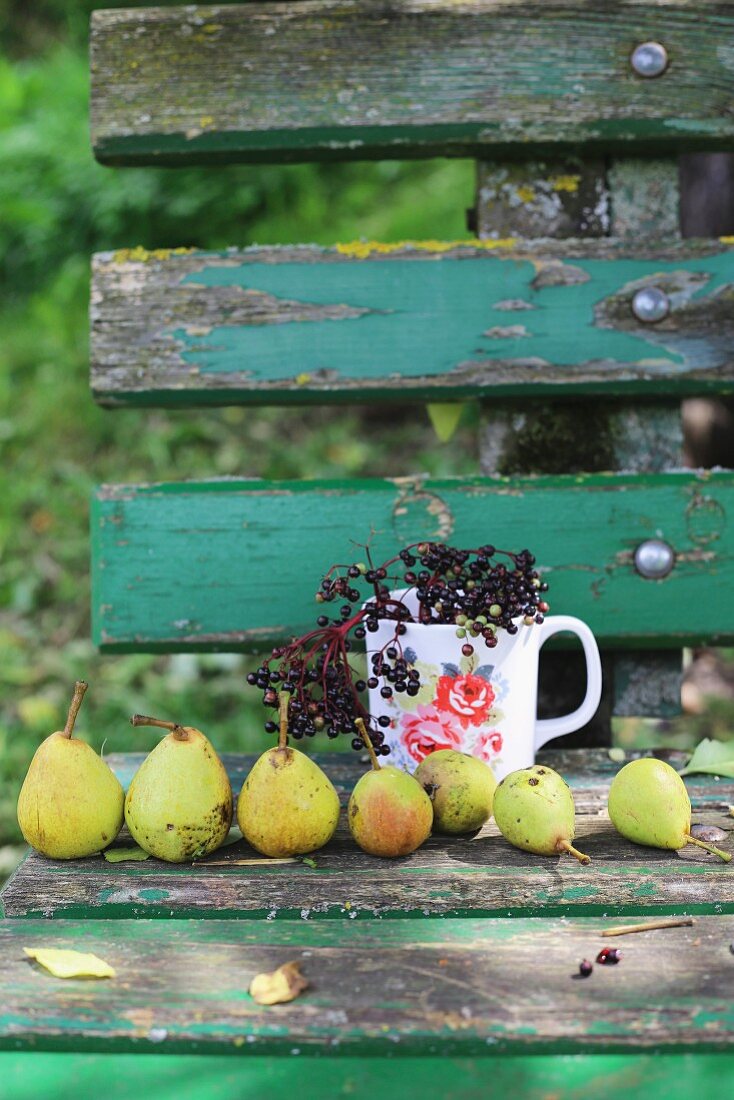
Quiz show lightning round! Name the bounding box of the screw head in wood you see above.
[630,42,669,78]
[631,286,670,323]
[634,539,675,579]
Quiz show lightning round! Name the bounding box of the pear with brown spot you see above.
[126,715,233,862]
[348,720,433,858]
[493,764,590,864]
[237,694,340,857]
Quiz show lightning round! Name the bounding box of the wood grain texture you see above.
[4,750,734,921]
[90,471,734,651]
[91,240,734,406]
[4,914,734,1054]
[90,2,734,166]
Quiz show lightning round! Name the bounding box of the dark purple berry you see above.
[578,960,593,978]
[461,643,474,656]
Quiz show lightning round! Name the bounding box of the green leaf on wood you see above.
[679,738,734,778]
[103,845,150,862]
[427,403,463,443]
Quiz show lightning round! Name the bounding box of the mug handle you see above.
[534,615,603,750]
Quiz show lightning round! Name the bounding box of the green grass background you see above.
[0,2,731,874]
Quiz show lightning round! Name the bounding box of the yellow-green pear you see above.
[415,749,497,834]
[126,714,233,862]
[237,694,340,857]
[348,720,433,858]
[493,764,590,864]
[608,757,731,861]
[17,681,124,859]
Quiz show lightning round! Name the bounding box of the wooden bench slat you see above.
[91,472,734,652]
[91,239,734,406]
[4,914,734,1054]
[4,751,733,921]
[91,3,734,166]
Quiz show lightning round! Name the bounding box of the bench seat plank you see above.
[4,751,733,921]
[91,3,734,166]
[3,1052,734,1100]
[3,914,734,1055]
[91,472,734,651]
[91,240,734,406]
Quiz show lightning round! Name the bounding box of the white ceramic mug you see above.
[366,591,602,780]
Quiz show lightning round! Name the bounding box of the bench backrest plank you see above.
[92,240,734,406]
[91,2,734,165]
[92,472,733,652]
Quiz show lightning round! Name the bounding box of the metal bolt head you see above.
[631,286,670,323]
[630,41,669,78]
[634,539,675,579]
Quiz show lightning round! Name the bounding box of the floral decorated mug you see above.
[366,591,602,780]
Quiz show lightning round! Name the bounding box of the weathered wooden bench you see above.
[3,2,734,1094]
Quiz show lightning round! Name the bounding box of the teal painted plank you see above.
[4,1054,734,1100]
[91,4,734,165]
[4,916,734,1054]
[91,241,734,405]
[91,472,734,651]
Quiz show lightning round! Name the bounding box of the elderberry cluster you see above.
[247,540,548,749]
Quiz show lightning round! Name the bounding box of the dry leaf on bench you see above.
[24,947,116,979]
[249,961,308,1005]
[103,846,150,863]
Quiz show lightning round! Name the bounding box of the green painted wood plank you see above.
[91,240,734,406]
[90,3,734,165]
[4,751,733,921]
[91,472,734,651]
[3,1053,734,1100]
[3,915,734,1054]
[6,1054,734,1100]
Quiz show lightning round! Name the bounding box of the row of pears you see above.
[18,683,730,865]
[16,683,498,862]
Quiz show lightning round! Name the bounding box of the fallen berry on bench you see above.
[249,961,308,1006]
[596,947,622,965]
[493,765,591,865]
[578,959,593,977]
[608,758,732,863]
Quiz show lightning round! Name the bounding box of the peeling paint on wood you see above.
[91,240,734,405]
[91,3,734,165]
[88,472,734,651]
[4,913,734,1054]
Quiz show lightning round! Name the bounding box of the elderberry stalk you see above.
[246,540,549,752]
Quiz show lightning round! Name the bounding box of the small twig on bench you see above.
[192,857,298,866]
[601,917,696,937]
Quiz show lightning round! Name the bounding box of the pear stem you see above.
[278,692,290,750]
[355,718,380,771]
[557,838,591,865]
[685,834,732,863]
[62,681,88,739]
[130,714,189,742]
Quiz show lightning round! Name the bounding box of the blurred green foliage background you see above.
[0,2,731,876]
[0,1,480,865]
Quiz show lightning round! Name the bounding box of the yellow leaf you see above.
[427,403,464,443]
[24,947,116,979]
[249,961,308,1005]
[103,846,150,863]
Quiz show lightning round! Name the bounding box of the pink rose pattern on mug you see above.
[381,646,510,773]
